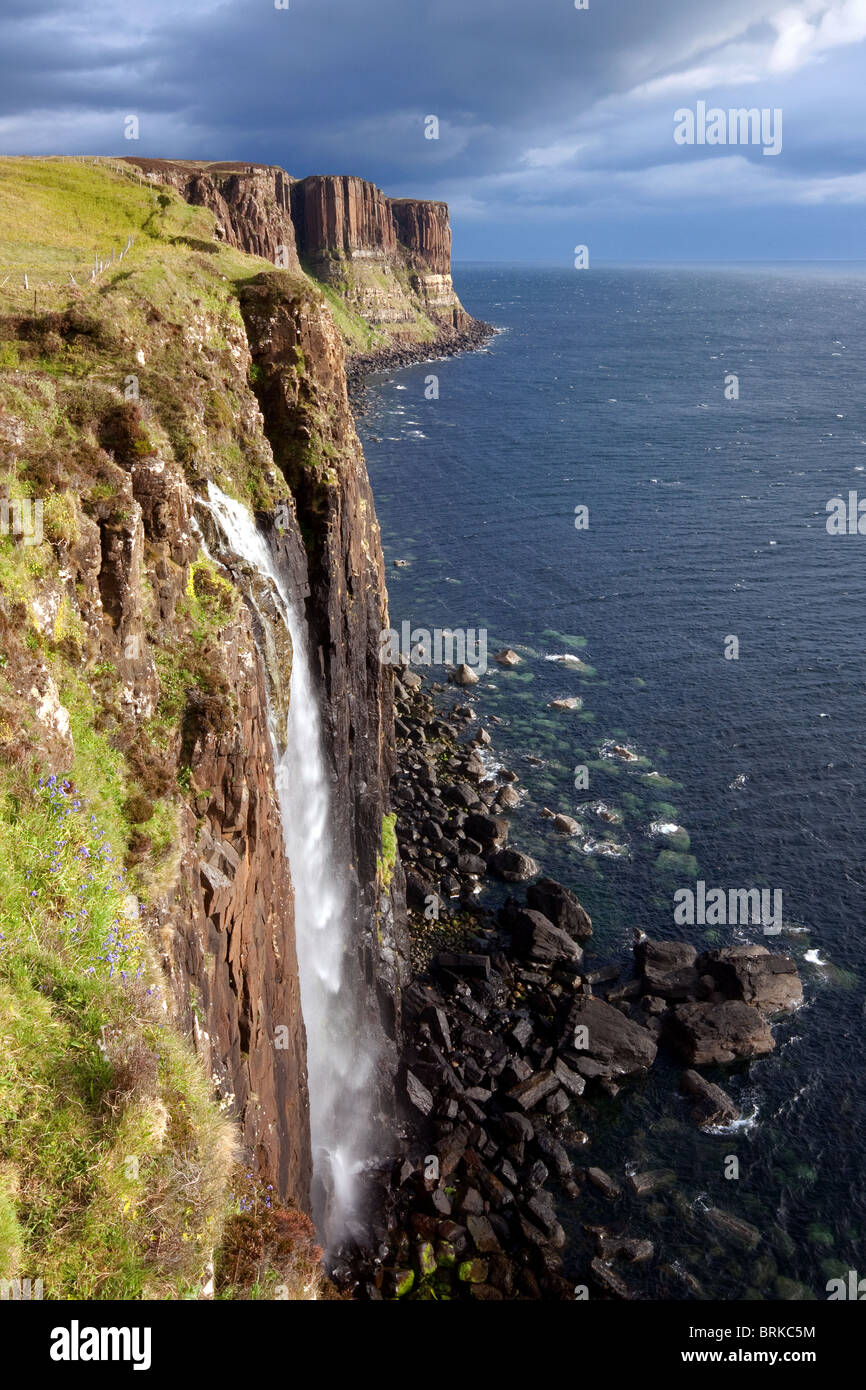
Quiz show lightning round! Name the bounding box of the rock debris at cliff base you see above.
[339,674,803,1300]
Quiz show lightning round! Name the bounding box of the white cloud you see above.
[769,0,866,72]
[521,140,589,170]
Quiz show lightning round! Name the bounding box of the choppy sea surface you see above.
[356,264,866,1300]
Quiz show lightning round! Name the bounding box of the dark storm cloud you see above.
[2,0,866,259]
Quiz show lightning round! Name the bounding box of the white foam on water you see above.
[649,820,683,837]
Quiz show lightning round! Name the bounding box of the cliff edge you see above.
[0,155,417,1293]
[119,157,492,367]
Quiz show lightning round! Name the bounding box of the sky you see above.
[1,0,866,262]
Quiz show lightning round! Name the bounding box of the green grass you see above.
[0,158,149,295]
[0,774,234,1297]
[0,159,280,1296]
[0,155,399,1299]
[377,812,398,889]
[310,275,382,353]
[301,259,443,355]
[0,157,283,514]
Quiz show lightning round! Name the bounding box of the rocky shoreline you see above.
[345,318,498,400]
[344,669,804,1301]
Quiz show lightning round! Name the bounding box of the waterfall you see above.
[204,483,375,1254]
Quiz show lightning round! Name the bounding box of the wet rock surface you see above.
[346,316,496,396]
[344,672,804,1299]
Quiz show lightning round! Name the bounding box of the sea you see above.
[355,263,866,1300]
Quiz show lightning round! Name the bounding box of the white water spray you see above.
[204,483,375,1252]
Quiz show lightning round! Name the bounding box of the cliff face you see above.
[291,174,474,337]
[153,540,312,1206]
[0,154,474,1272]
[122,158,483,349]
[0,181,314,1220]
[291,175,398,262]
[389,199,451,276]
[238,271,409,1093]
[120,160,476,339]
[72,446,314,1208]
[121,158,301,269]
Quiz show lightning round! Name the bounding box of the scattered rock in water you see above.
[698,945,803,1016]
[552,813,582,836]
[665,1000,775,1065]
[442,781,480,809]
[488,848,540,882]
[565,996,658,1080]
[379,670,805,1302]
[590,1258,633,1299]
[495,649,523,667]
[594,1232,655,1263]
[394,558,411,568]
[549,696,582,711]
[650,819,685,838]
[702,1205,761,1252]
[664,1262,704,1298]
[546,653,592,673]
[502,905,583,965]
[603,742,640,762]
[526,878,593,939]
[554,1058,586,1097]
[636,940,700,1001]
[453,663,480,686]
[585,1167,622,1200]
[628,1169,677,1197]
[680,1069,740,1129]
[464,811,508,848]
[581,837,629,859]
[457,853,487,876]
[462,749,487,779]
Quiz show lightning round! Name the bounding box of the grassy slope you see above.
[298,254,442,355]
[0,158,326,1298]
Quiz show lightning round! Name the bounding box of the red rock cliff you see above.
[290,174,476,337]
[121,158,301,268]
[291,175,398,260]
[390,198,451,276]
[238,270,409,1109]
[131,160,485,347]
[291,176,452,276]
